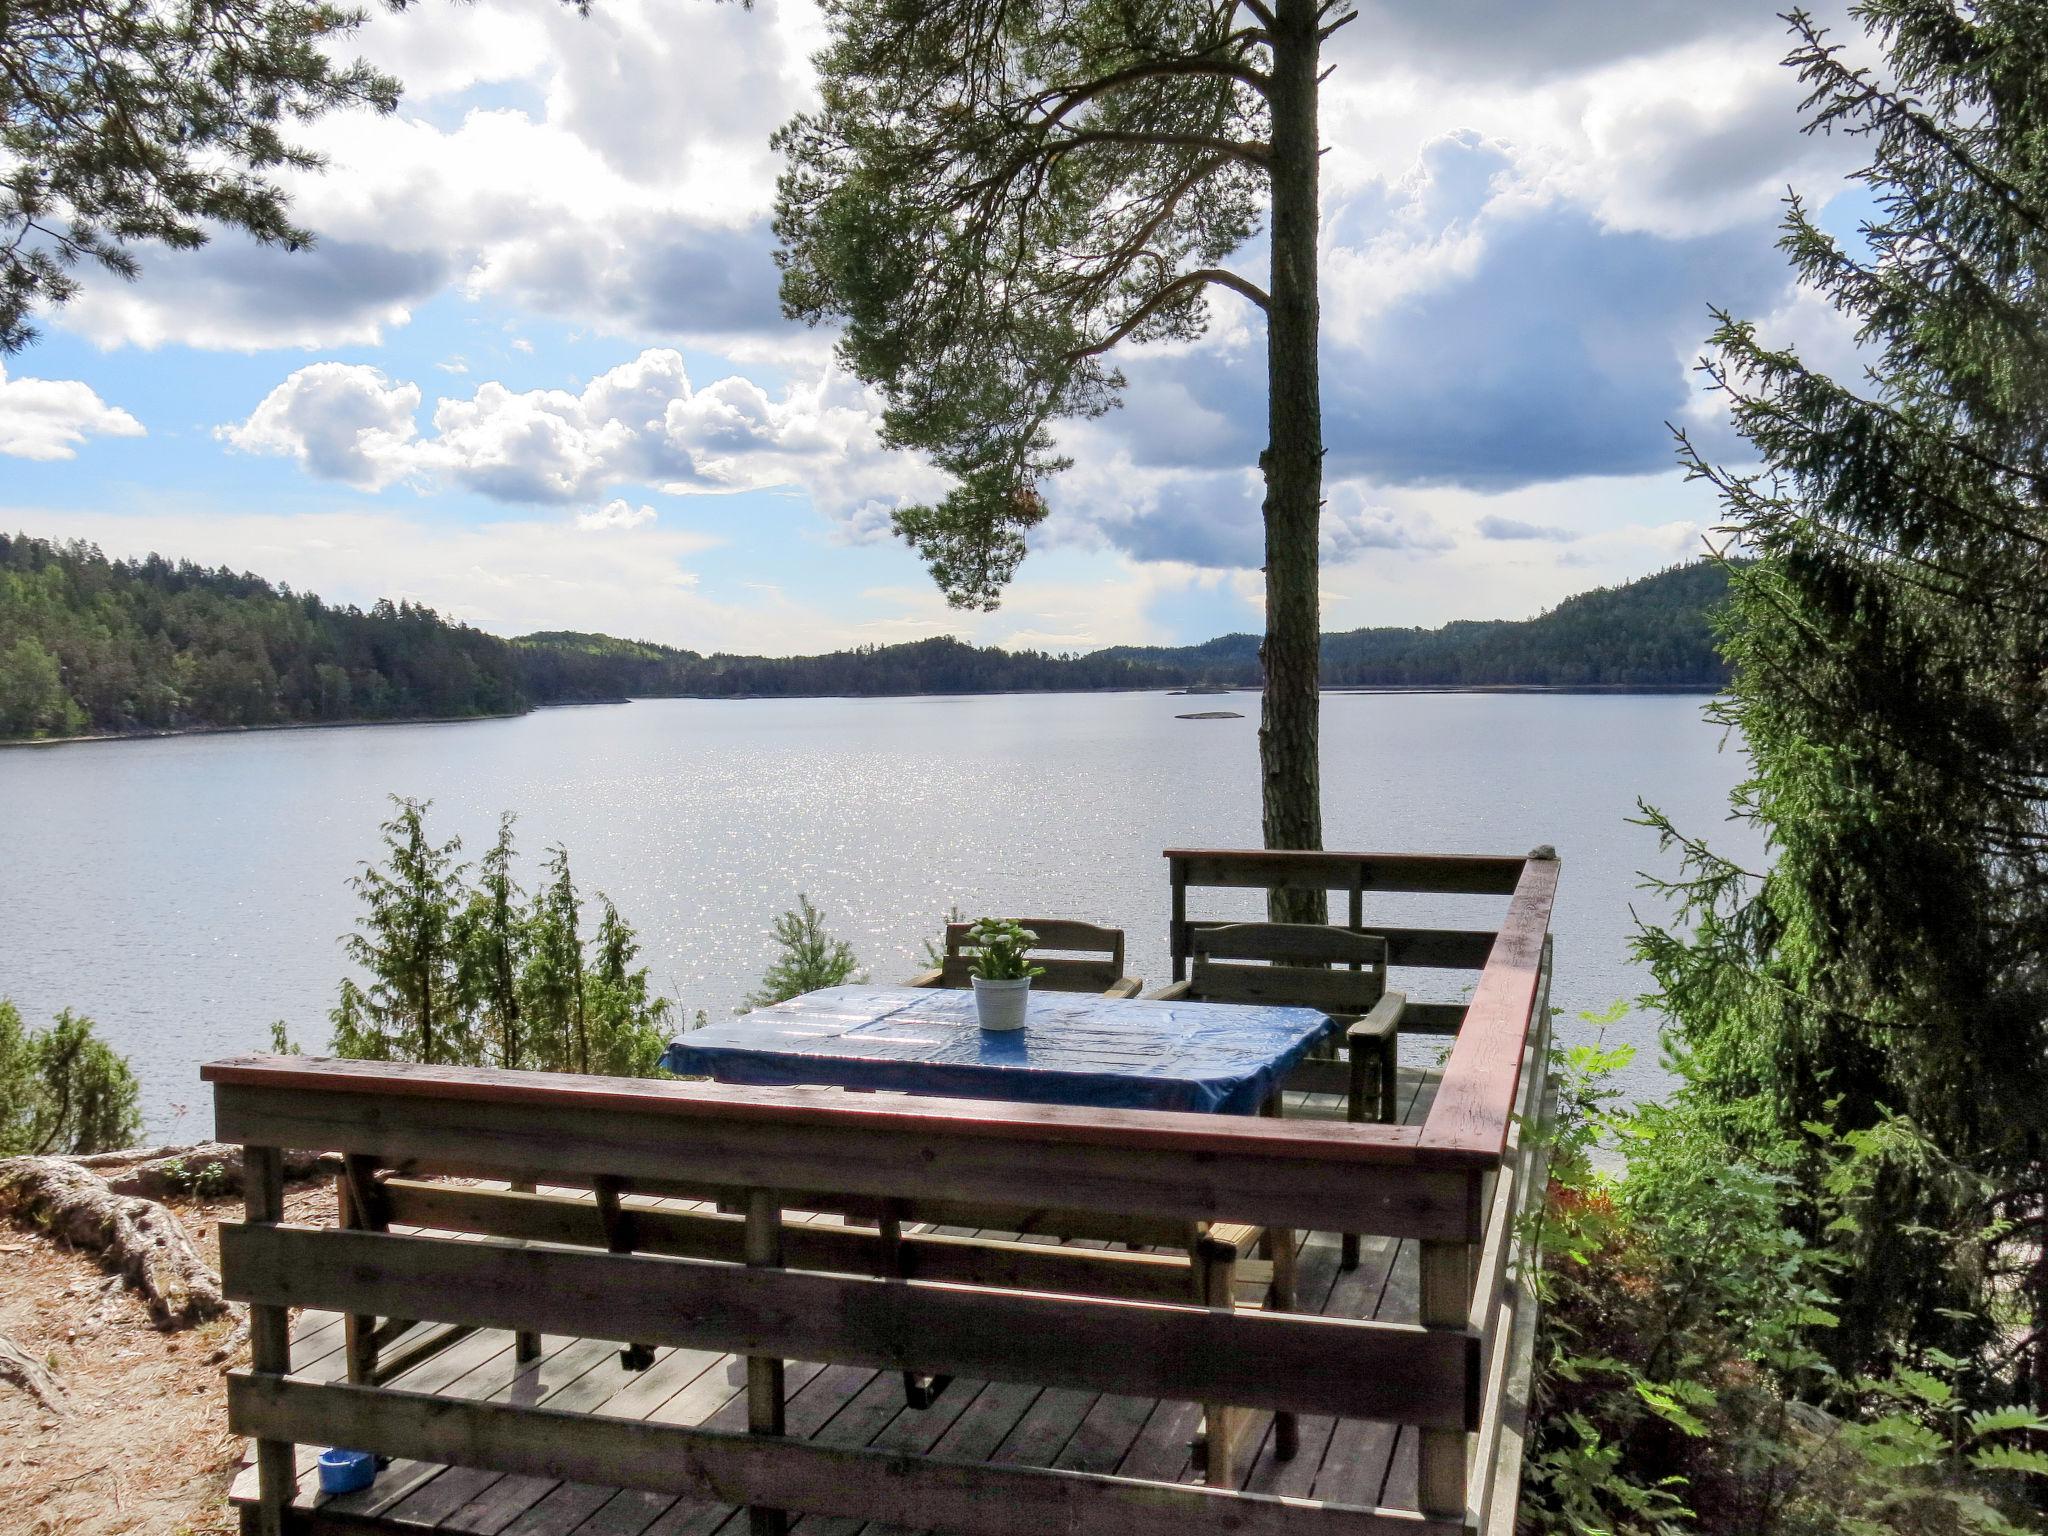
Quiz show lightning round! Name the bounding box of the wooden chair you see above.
[1150,922,1408,1269]
[906,918,1142,997]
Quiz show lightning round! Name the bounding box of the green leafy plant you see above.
[922,904,965,970]
[157,1154,234,1199]
[963,919,1043,983]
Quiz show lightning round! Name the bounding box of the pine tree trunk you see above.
[2030,1151,2048,1444]
[1260,0,1326,923]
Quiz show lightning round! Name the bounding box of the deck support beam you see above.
[1417,1235,1472,1521]
[339,1153,384,1383]
[746,1188,787,1536]
[244,1146,293,1536]
[507,1178,541,1362]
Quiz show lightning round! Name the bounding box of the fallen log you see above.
[0,1328,69,1413]
[0,1157,227,1328]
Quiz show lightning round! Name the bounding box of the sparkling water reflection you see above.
[0,691,1758,1137]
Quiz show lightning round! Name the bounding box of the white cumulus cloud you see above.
[0,366,145,461]
[578,499,658,530]
[217,363,424,489]
[221,349,946,522]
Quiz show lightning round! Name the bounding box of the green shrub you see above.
[1522,1024,2046,1536]
[329,798,674,1077]
[0,1000,142,1156]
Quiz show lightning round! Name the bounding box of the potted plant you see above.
[965,918,1042,1031]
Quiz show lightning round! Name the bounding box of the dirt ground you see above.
[0,1180,334,1536]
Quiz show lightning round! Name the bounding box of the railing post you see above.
[244,1146,295,1536]
[509,1179,542,1362]
[339,1153,382,1383]
[745,1189,787,1536]
[1169,856,1189,981]
[1261,1090,1300,1463]
[1418,1219,1474,1522]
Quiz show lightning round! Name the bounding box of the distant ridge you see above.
[519,559,1733,700]
[0,532,1730,742]
[1096,558,1732,690]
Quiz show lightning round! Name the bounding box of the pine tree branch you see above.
[1047,154,1232,305]
[1065,266,1269,361]
[1023,53,1271,116]
[1039,128,1271,169]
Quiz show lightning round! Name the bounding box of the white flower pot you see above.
[971,975,1032,1032]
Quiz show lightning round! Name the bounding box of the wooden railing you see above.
[208,848,1559,1536]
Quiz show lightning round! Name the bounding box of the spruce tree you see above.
[330,803,680,1080]
[1642,2,2048,1409]
[583,896,673,1077]
[0,1000,141,1155]
[743,894,865,1009]
[456,813,527,1069]
[333,796,469,1064]
[522,844,588,1074]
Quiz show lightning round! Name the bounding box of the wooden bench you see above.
[1165,848,1532,1037]
[907,917,1142,996]
[1150,922,1406,1269]
[331,1166,1288,1477]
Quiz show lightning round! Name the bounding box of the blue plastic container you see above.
[318,1448,378,1495]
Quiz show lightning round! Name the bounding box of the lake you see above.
[0,691,1758,1139]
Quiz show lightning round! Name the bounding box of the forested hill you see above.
[524,559,1732,699]
[1098,557,1734,688]
[0,533,524,737]
[0,534,1730,740]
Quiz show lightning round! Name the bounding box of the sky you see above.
[0,0,1876,656]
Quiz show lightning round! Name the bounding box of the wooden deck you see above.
[233,1068,1446,1536]
[215,848,1561,1536]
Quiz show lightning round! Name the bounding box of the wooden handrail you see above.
[1416,856,1559,1162]
[1161,849,1529,896]
[204,1054,1435,1161]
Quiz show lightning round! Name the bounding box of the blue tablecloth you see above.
[661,985,1334,1115]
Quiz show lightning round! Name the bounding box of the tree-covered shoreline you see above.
[0,531,1732,740]
[0,532,526,738]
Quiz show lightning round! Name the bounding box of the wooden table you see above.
[661,983,1335,1113]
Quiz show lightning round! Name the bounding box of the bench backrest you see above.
[1165,849,1529,1035]
[935,917,1128,992]
[1187,922,1388,1016]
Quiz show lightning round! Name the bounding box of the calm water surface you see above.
[0,691,1759,1137]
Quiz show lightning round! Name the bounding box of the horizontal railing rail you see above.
[210,846,1561,1536]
